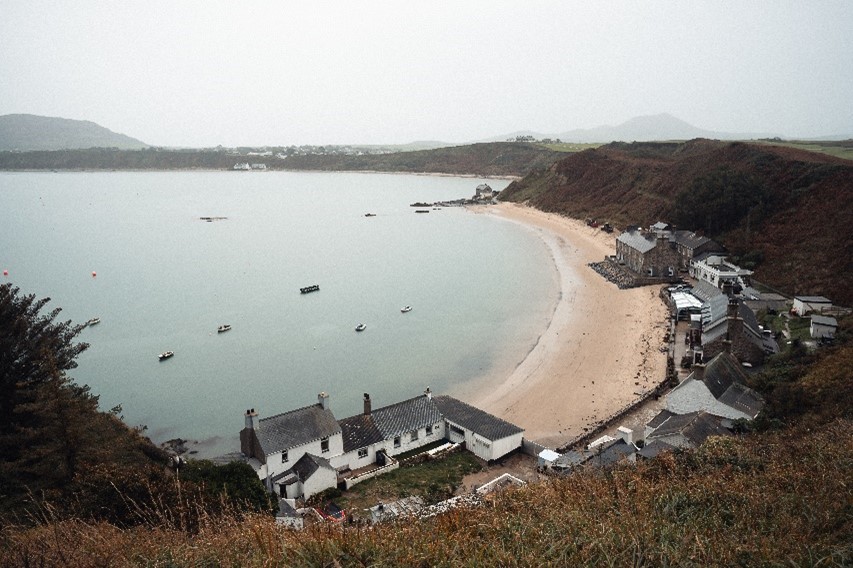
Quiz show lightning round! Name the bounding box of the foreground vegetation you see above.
[2,418,850,566]
[2,276,851,565]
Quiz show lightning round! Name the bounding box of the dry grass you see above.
[3,420,851,567]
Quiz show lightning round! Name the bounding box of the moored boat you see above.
[300,284,320,294]
[217,324,231,333]
[355,323,366,332]
[86,317,100,326]
[401,306,412,313]
[159,351,174,361]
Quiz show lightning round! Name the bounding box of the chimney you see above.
[425,386,432,400]
[692,362,706,382]
[241,409,258,458]
[617,426,633,445]
[726,299,743,343]
[722,339,733,354]
[363,393,371,416]
[722,280,734,298]
[244,408,258,430]
[318,392,329,410]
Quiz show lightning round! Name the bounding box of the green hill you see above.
[500,139,853,305]
[0,114,148,151]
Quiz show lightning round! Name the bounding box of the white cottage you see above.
[433,395,524,461]
[793,296,832,316]
[240,392,343,496]
[810,315,838,339]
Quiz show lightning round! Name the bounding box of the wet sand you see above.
[465,203,669,448]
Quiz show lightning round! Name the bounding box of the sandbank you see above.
[463,203,669,448]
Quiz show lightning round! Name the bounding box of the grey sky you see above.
[2,1,851,146]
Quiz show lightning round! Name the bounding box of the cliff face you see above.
[500,139,853,305]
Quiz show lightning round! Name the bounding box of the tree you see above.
[0,284,94,502]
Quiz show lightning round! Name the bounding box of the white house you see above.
[810,315,838,339]
[793,295,832,316]
[690,254,752,288]
[240,392,343,496]
[433,395,525,461]
[242,389,524,500]
[667,349,764,420]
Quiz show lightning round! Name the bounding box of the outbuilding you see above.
[810,315,838,339]
[793,296,832,316]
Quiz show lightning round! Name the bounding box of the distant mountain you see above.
[486,113,781,143]
[0,114,148,151]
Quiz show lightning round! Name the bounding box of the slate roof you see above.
[690,280,724,303]
[433,395,524,441]
[702,298,763,344]
[256,404,342,456]
[371,395,443,439]
[795,295,831,303]
[811,315,838,327]
[589,439,636,466]
[672,230,715,250]
[338,413,385,453]
[695,352,765,419]
[645,409,676,430]
[651,221,671,231]
[647,411,731,447]
[290,453,334,482]
[617,230,657,253]
[638,440,677,459]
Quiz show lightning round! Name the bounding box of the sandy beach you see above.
[464,203,669,449]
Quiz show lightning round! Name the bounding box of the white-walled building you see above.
[810,315,838,339]
[241,389,524,500]
[793,296,832,316]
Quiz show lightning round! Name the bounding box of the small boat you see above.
[364,213,376,217]
[217,324,231,333]
[86,317,100,326]
[355,324,366,332]
[300,284,320,294]
[415,209,430,213]
[159,351,174,361]
[401,306,412,313]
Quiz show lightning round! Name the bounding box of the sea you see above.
[0,171,559,457]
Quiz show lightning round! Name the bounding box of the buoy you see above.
[2,269,7,277]
[91,271,97,278]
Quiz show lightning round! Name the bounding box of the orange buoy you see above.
[92,271,97,278]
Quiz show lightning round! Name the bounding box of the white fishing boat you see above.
[159,351,174,361]
[401,306,412,313]
[217,324,231,333]
[355,324,366,332]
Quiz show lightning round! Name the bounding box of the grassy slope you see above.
[500,139,853,305]
[3,421,849,566]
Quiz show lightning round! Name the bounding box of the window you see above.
[321,436,329,453]
[426,425,433,436]
[358,447,368,459]
[410,429,419,441]
[281,451,288,463]
[394,436,401,448]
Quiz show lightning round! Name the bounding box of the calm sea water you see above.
[0,171,558,456]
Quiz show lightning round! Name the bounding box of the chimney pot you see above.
[425,386,432,400]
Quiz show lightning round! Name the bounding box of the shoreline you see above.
[462,203,669,448]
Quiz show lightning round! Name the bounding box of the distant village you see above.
[234,201,846,529]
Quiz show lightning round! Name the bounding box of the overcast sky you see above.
[2,1,851,146]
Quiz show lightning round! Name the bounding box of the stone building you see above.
[615,228,680,277]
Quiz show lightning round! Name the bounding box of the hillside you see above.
[500,139,853,304]
[0,142,565,177]
[0,114,148,151]
[280,142,566,177]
